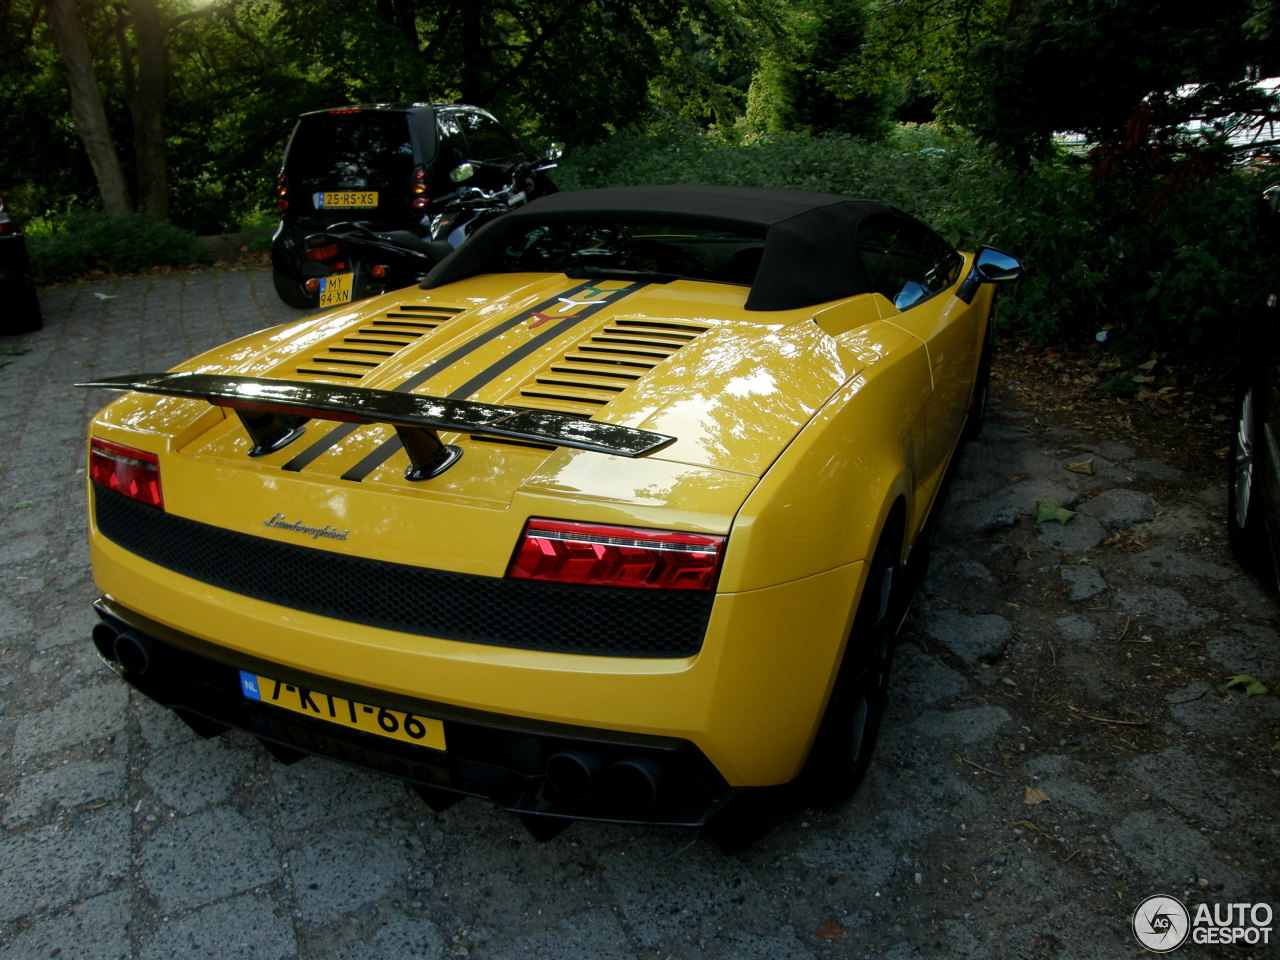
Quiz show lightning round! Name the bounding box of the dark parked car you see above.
[1228,182,1280,586]
[271,103,547,308]
[0,195,42,334]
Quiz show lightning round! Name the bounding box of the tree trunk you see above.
[127,0,169,221]
[44,0,133,214]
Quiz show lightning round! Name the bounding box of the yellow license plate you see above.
[318,272,353,307]
[239,671,446,751]
[316,191,378,209]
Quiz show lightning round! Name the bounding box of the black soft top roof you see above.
[421,185,898,311]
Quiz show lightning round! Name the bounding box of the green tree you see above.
[964,0,1280,167]
[267,0,733,144]
[745,0,894,137]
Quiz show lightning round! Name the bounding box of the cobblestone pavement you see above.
[1,270,1277,959]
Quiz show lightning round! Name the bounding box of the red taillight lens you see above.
[89,438,163,509]
[371,264,388,278]
[412,166,428,207]
[276,174,289,210]
[305,243,340,261]
[508,519,725,591]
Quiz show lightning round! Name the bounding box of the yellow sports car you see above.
[81,185,1021,836]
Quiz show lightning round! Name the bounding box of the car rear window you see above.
[496,222,767,286]
[286,112,416,191]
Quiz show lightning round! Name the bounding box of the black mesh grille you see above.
[94,488,711,658]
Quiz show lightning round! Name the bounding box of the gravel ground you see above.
[0,269,1276,959]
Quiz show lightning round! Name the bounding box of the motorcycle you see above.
[301,147,562,308]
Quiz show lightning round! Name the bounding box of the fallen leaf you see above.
[1024,786,1051,806]
[813,921,846,940]
[1225,675,1269,697]
[1036,499,1076,525]
[1067,457,1095,475]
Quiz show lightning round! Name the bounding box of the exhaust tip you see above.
[545,751,600,803]
[91,622,118,661]
[112,630,151,676]
[608,758,665,811]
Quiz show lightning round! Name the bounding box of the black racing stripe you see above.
[448,283,645,399]
[282,281,623,474]
[339,282,647,482]
[282,422,360,472]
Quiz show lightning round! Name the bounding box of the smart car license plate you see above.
[318,272,353,307]
[239,671,446,751]
[315,190,378,209]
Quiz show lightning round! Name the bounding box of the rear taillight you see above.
[305,243,340,261]
[276,174,289,211]
[89,438,163,509]
[508,519,724,591]
[412,165,428,209]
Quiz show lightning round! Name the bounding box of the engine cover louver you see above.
[512,318,710,417]
[296,303,464,382]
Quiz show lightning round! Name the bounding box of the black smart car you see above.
[1228,182,1280,586]
[0,195,42,334]
[271,103,540,308]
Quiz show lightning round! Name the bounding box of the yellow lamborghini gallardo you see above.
[81,185,1021,835]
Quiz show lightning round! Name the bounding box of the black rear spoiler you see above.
[78,372,675,481]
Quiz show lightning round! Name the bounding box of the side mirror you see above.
[894,280,929,311]
[545,141,565,161]
[957,246,1023,303]
[450,163,476,184]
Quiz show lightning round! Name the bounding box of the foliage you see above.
[742,0,894,139]
[558,124,1277,376]
[963,0,1280,167]
[27,211,211,280]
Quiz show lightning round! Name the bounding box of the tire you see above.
[1,274,42,334]
[964,318,993,440]
[803,531,900,803]
[272,266,316,309]
[1228,382,1271,577]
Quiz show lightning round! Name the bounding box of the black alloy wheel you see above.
[804,531,899,803]
[964,318,993,440]
[1228,382,1271,579]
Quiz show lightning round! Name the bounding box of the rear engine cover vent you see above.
[513,318,710,417]
[296,302,464,382]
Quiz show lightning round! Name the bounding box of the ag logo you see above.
[1133,895,1190,952]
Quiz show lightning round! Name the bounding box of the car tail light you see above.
[276,174,289,211]
[305,243,340,262]
[508,519,725,591]
[412,166,428,209]
[372,264,388,278]
[90,438,163,509]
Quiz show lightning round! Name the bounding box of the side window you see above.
[456,111,522,161]
[858,213,962,309]
[435,113,470,171]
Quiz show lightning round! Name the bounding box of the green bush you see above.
[27,211,212,281]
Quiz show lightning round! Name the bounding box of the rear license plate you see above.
[318,272,353,307]
[315,190,378,209]
[239,671,446,751]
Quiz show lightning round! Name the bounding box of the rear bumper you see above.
[92,598,735,826]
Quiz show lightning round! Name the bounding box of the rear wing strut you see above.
[78,372,675,481]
